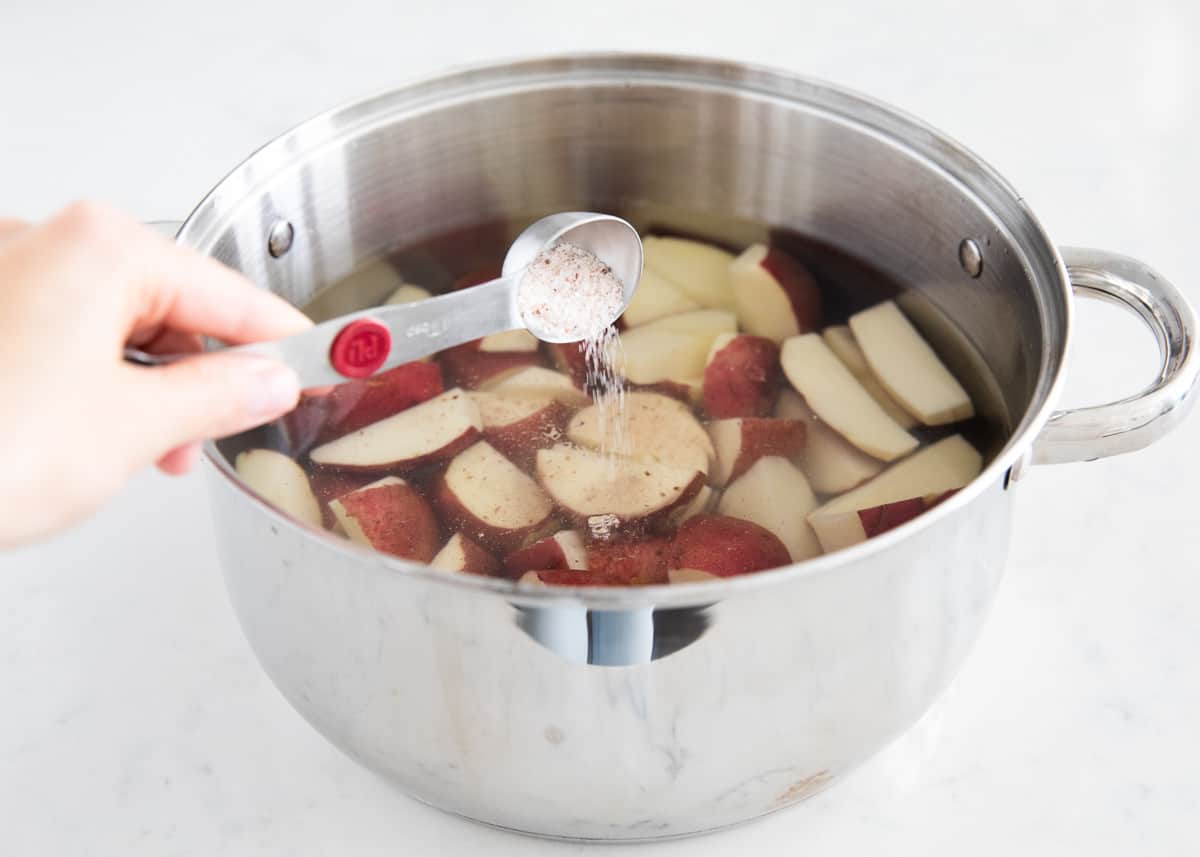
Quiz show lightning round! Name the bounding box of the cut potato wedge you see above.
[330,476,440,562]
[718,455,821,562]
[480,366,590,406]
[433,442,555,553]
[707,417,806,487]
[621,267,700,327]
[849,301,975,425]
[235,449,322,527]
[821,325,917,429]
[503,529,589,576]
[643,236,736,309]
[808,435,981,549]
[670,515,791,577]
[780,334,918,462]
[730,244,822,343]
[806,493,954,553]
[668,568,721,583]
[430,533,499,575]
[536,444,703,522]
[568,391,713,475]
[775,389,884,494]
[310,388,481,471]
[670,484,716,527]
[618,310,738,385]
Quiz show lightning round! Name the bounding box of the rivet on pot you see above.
[268,220,295,258]
[958,238,984,278]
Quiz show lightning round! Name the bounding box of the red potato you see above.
[309,471,377,529]
[848,301,975,425]
[730,244,822,343]
[568,391,714,476]
[329,477,440,562]
[438,340,542,389]
[430,533,500,575]
[310,361,445,443]
[433,441,556,553]
[309,388,482,472]
[780,333,918,461]
[670,515,792,578]
[775,389,884,494]
[534,538,672,586]
[707,417,806,487]
[808,435,981,551]
[642,236,736,309]
[234,449,322,528]
[479,367,590,406]
[703,333,781,418]
[536,444,705,525]
[717,456,821,562]
[503,530,589,577]
[807,491,956,553]
[469,392,569,469]
[669,484,716,527]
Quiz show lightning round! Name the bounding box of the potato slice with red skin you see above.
[329,477,440,562]
[430,533,500,575]
[469,392,569,470]
[309,471,377,529]
[707,417,806,487]
[808,435,980,550]
[669,484,716,527]
[730,244,822,343]
[503,530,589,577]
[535,444,705,525]
[617,310,738,385]
[808,491,957,553]
[703,333,781,418]
[309,388,481,472]
[235,449,322,528]
[780,334,918,462]
[568,391,714,476]
[717,456,821,562]
[671,515,791,578]
[433,441,555,554]
[848,301,975,425]
[318,361,445,443]
[480,367,590,406]
[533,538,672,586]
[438,340,542,389]
[821,325,917,429]
[775,389,884,494]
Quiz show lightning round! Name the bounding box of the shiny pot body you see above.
[182,56,1196,840]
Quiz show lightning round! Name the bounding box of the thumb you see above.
[124,353,301,461]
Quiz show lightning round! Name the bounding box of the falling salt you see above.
[519,242,629,474]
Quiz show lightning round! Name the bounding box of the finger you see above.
[44,202,312,344]
[129,328,204,356]
[122,352,301,463]
[0,217,28,244]
[156,441,202,475]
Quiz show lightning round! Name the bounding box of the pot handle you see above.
[1032,247,1198,465]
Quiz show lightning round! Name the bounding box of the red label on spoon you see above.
[330,318,391,378]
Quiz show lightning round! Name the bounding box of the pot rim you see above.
[190,52,1071,608]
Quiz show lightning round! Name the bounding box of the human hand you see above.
[0,202,312,546]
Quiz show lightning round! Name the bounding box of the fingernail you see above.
[244,362,301,419]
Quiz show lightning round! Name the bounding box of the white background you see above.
[2,1,1198,854]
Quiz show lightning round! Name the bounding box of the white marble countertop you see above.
[2,0,1197,853]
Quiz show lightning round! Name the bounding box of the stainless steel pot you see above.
[180,55,1196,841]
